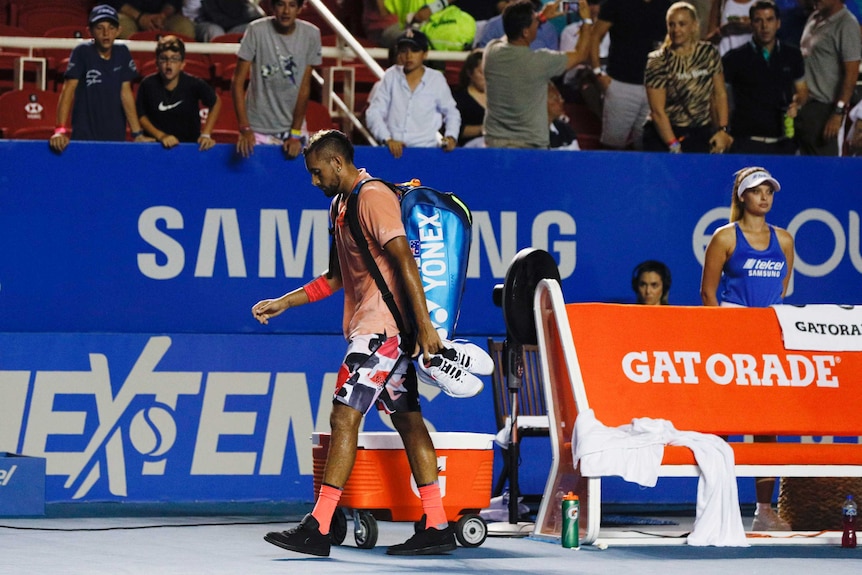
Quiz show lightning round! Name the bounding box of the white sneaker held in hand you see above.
[440,339,494,375]
[417,354,484,398]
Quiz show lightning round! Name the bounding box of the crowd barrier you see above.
[0,140,860,509]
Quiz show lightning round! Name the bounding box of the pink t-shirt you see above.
[334,170,407,340]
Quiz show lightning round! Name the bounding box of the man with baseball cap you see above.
[50,5,150,153]
[366,28,461,158]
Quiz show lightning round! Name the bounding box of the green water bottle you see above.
[561,492,580,549]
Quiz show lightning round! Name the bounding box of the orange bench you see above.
[529,280,862,544]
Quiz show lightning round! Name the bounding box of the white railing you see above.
[1,1,469,146]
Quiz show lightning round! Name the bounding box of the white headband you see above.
[737,170,781,199]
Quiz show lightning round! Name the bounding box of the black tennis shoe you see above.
[264,513,331,557]
[386,514,457,555]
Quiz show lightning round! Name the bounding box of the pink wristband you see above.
[303,275,333,302]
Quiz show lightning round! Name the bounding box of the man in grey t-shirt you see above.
[483,0,593,148]
[231,0,322,159]
[796,0,860,156]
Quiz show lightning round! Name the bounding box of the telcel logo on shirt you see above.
[743,258,784,277]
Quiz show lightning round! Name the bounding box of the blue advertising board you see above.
[1,141,860,507]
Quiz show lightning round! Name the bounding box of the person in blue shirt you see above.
[475,0,562,49]
[50,4,149,154]
[365,29,461,158]
[700,166,795,532]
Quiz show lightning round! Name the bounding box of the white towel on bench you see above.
[573,408,748,547]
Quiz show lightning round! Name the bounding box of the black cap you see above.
[89,4,120,27]
[395,28,430,51]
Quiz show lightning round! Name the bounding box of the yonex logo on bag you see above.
[0,465,17,486]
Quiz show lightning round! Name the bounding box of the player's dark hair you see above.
[304,130,354,164]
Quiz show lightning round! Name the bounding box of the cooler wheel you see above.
[455,513,487,547]
[330,508,347,546]
[354,510,378,549]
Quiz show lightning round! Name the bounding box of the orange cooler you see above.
[312,432,494,522]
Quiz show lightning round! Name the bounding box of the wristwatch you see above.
[834,101,847,115]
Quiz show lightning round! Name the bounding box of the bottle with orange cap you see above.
[561,491,580,549]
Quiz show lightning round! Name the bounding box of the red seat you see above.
[9,124,55,139]
[306,99,338,132]
[0,25,31,92]
[209,33,243,87]
[12,4,88,36]
[209,128,239,144]
[564,102,602,138]
[203,91,238,131]
[0,89,59,138]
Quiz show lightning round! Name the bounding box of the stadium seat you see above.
[0,89,59,138]
[201,91,238,131]
[564,102,602,140]
[209,33,243,89]
[10,124,55,139]
[12,4,88,36]
[209,128,239,144]
[306,100,338,132]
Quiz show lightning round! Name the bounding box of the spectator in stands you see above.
[795,0,860,156]
[366,29,461,158]
[723,1,808,155]
[136,36,221,150]
[700,166,794,532]
[183,0,265,42]
[49,5,150,154]
[845,99,862,155]
[589,0,671,150]
[231,0,322,159]
[548,82,580,149]
[376,0,461,42]
[707,0,756,56]
[643,2,733,153]
[476,0,562,49]
[631,260,672,305]
[452,49,486,147]
[110,1,195,39]
[559,0,606,118]
[483,0,593,148]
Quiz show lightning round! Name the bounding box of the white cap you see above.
[737,170,781,199]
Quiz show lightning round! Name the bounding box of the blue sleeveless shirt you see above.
[719,224,787,307]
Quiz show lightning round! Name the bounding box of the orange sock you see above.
[311,484,342,534]
[418,483,448,530]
